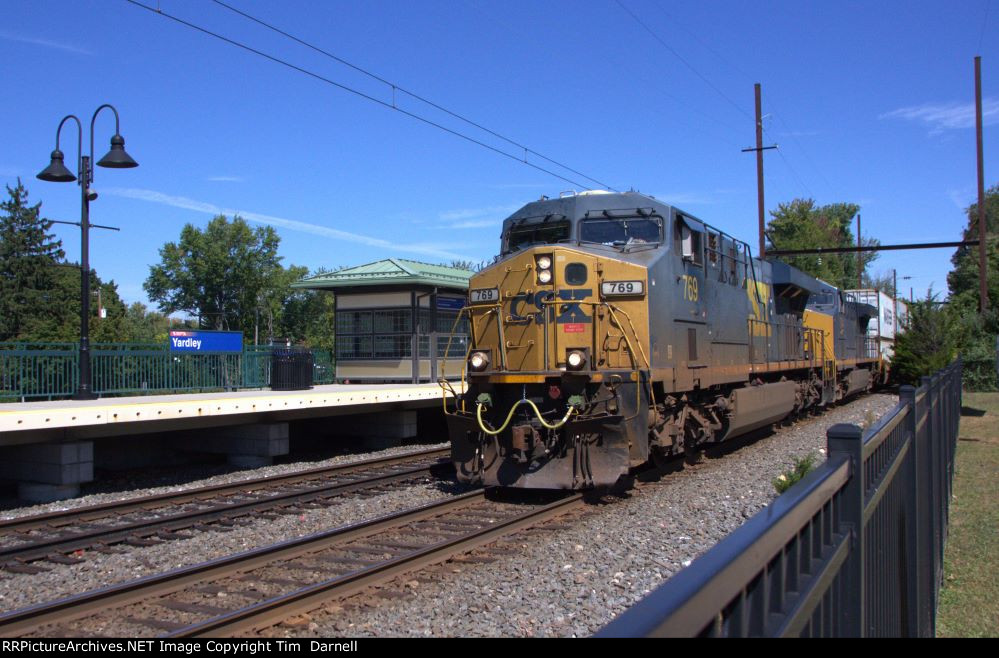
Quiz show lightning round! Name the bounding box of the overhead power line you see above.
[613,0,820,201]
[636,0,836,200]
[209,0,615,191]
[123,0,618,192]
[614,0,753,123]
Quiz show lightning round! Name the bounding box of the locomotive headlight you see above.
[566,349,587,371]
[469,350,490,372]
[537,269,553,284]
[536,255,552,270]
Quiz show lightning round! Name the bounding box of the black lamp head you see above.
[37,149,77,183]
[97,134,138,169]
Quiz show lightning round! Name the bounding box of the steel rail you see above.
[174,492,585,637]
[0,489,583,637]
[0,448,450,565]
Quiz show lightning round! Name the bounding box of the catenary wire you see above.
[637,0,836,199]
[209,0,616,191]
[614,0,754,123]
[123,0,615,192]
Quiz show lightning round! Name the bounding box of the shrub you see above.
[773,452,819,494]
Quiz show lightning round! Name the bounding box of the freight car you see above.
[439,191,882,490]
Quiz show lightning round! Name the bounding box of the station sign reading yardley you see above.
[168,330,243,353]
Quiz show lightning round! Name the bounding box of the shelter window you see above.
[336,311,372,334]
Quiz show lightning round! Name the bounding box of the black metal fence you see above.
[598,359,961,637]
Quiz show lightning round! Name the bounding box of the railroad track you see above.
[0,448,451,570]
[0,488,584,637]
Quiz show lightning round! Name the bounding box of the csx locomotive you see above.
[440,191,881,490]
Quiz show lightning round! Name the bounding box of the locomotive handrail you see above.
[542,299,655,423]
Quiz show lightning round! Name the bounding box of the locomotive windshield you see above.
[506,220,572,252]
[580,216,663,247]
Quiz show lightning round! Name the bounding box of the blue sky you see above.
[1,0,996,309]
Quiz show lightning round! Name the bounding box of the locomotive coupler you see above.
[510,424,541,463]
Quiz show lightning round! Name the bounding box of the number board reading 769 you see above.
[469,287,500,304]
[601,281,644,296]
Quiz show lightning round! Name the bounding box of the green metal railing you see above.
[0,342,335,401]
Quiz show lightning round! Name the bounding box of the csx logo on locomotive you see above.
[510,289,592,324]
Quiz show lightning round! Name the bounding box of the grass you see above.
[773,452,819,494]
[936,391,999,637]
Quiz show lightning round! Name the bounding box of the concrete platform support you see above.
[334,410,418,450]
[0,442,94,503]
[177,423,290,468]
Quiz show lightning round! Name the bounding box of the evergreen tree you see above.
[891,292,958,385]
[0,180,64,341]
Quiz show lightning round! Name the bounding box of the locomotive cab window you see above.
[505,220,571,253]
[678,220,704,266]
[579,216,662,248]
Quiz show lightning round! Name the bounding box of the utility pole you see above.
[893,269,898,334]
[857,214,862,288]
[742,83,777,258]
[975,56,988,313]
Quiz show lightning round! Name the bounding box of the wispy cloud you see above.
[103,187,471,261]
[442,219,502,229]
[652,191,729,206]
[487,182,551,190]
[880,99,999,134]
[948,187,976,212]
[0,30,92,55]
[439,204,520,222]
[435,203,520,229]
[206,175,244,183]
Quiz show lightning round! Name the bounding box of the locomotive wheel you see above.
[651,446,673,470]
[683,446,705,465]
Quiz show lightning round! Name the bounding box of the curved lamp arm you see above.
[55,114,83,185]
[89,104,122,184]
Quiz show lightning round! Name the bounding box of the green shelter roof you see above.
[292,258,473,291]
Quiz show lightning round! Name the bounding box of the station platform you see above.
[0,383,454,503]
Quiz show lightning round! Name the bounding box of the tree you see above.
[766,199,877,289]
[446,259,480,272]
[946,183,999,313]
[890,291,958,385]
[862,269,897,297]
[122,302,195,343]
[144,215,284,334]
[21,265,131,343]
[255,264,308,343]
[0,180,64,341]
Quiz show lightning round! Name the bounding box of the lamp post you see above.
[37,104,138,400]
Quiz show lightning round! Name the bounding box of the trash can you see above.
[270,347,314,390]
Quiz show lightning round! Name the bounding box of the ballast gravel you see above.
[0,442,453,613]
[297,393,898,638]
[0,441,448,520]
[0,394,898,636]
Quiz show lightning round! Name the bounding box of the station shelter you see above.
[293,259,472,383]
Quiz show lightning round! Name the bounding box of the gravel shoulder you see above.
[295,393,899,638]
[0,394,898,634]
[0,441,448,521]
